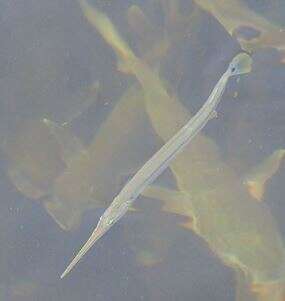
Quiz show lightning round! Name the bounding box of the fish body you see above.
[2,84,153,232]
[137,80,285,285]
[80,2,285,296]
[61,51,252,278]
[139,49,285,301]
[45,85,154,231]
[136,46,285,299]
[140,65,285,297]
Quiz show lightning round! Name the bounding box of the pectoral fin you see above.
[7,166,46,200]
[142,185,194,230]
[244,149,285,201]
[143,185,189,213]
[43,197,83,231]
[42,118,87,168]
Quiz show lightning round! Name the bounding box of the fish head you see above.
[60,206,113,279]
[228,52,253,76]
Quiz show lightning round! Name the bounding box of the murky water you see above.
[0,1,284,300]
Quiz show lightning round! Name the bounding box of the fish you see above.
[138,77,285,298]
[42,85,155,231]
[83,3,285,299]
[193,0,285,62]
[43,0,199,231]
[138,52,285,301]
[2,82,155,231]
[60,48,252,277]
[1,82,98,208]
[23,0,196,231]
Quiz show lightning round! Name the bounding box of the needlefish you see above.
[61,52,252,278]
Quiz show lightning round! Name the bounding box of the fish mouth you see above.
[60,222,108,279]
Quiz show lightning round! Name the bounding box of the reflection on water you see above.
[0,0,284,300]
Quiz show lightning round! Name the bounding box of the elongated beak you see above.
[61,223,108,279]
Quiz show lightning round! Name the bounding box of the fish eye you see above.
[231,66,236,73]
